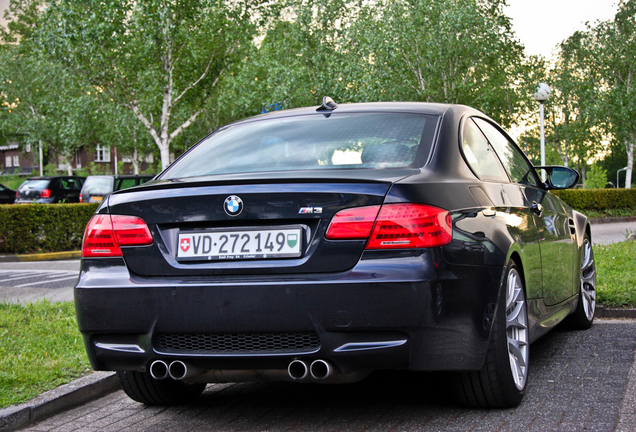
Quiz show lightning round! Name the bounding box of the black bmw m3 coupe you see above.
[75,99,596,408]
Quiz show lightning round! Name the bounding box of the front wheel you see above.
[454,261,529,408]
[117,371,206,406]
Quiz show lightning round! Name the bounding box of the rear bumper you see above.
[75,251,502,375]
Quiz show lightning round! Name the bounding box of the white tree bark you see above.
[626,139,634,189]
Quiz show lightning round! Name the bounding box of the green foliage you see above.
[347,0,526,127]
[0,203,98,254]
[584,164,608,189]
[0,174,25,190]
[44,163,58,176]
[552,188,636,210]
[595,240,636,307]
[38,0,262,169]
[75,162,111,177]
[0,300,91,408]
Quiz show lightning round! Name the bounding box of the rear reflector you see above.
[325,205,381,239]
[326,203,452,249]
[82,214,153,257]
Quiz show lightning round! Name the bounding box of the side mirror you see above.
[535,166,580,190]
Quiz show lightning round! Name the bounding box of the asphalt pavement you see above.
[0,260,79,304]
[590,220,636,245]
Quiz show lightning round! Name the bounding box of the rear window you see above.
[19,180,49,191]
[82,177,113,195]
[161,113,437,179]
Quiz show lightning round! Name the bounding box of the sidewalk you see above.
[0,251,81,263]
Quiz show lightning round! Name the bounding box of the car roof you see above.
[26,176,84,180]
[85,175,153,179]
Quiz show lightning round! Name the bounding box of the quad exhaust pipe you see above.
[150,358,361,383]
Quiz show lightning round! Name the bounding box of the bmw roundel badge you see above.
[224,195,243,216]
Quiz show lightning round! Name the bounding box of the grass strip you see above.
[595,240,636,307]
[0,301,91,408]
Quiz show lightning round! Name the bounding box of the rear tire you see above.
[117,371,206,406]
[454,261,529,408]
[564,235,596,330]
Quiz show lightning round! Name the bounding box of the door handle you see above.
[531,201,543,216]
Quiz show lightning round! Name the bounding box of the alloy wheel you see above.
[580,239,597,321]
[506,268,529,390]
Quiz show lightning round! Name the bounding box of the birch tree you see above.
[348,0,526,127]
[39,0,259,170]
[594,0,636,188]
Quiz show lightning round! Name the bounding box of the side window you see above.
[473,118,539,187]
[461,119,509,182]
[116,179,136,190]
[68,179,80,190]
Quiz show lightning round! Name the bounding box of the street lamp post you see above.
[533,83,551,177]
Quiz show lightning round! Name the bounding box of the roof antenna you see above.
[316,96,338,111]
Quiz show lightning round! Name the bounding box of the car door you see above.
[459,118,542,296]
[63,178,82,202]
[473,118,576,306]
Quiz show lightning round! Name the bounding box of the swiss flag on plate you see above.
[180,238,191,252]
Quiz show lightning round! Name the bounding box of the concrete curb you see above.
[596,305,636,319]
[590,216,636,224]
[0,372,120,432]
[0,251,81,263]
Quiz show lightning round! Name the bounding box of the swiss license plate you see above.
[177,227,302,261]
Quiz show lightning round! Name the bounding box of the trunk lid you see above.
[107,169,418,277]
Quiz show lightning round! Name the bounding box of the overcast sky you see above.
[505,0,619,58]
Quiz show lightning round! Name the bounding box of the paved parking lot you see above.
[20,319,636,432]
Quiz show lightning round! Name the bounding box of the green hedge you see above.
[552,188,636,210]
[0,204,99,254]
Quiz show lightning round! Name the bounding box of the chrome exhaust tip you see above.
[310,360,333,380]
[287,360,309,380]
[168,360,188,380]
[149,360,169,380]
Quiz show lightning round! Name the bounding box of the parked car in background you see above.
[15,176,85,204]
[79,175,154,203]
[76,100,595,409]
[0,183,16,204]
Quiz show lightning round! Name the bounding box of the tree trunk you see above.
[131,148,140,175]
[626,140,634,189]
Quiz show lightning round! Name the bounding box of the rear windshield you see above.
[19,180,49,191]
[161,113,437,179]
[82,177,113,195]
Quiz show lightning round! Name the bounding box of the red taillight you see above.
[111,215,153,246]
[79,195,83,203]
[40,189,51,198]
[325,205,381,239]
[325,203,452,249]
[367,204,452,249]
[82,214,153,257]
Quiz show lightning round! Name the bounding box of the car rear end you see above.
[80,176,114,203]
[75,105,493,389]
[15,178,53,204]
